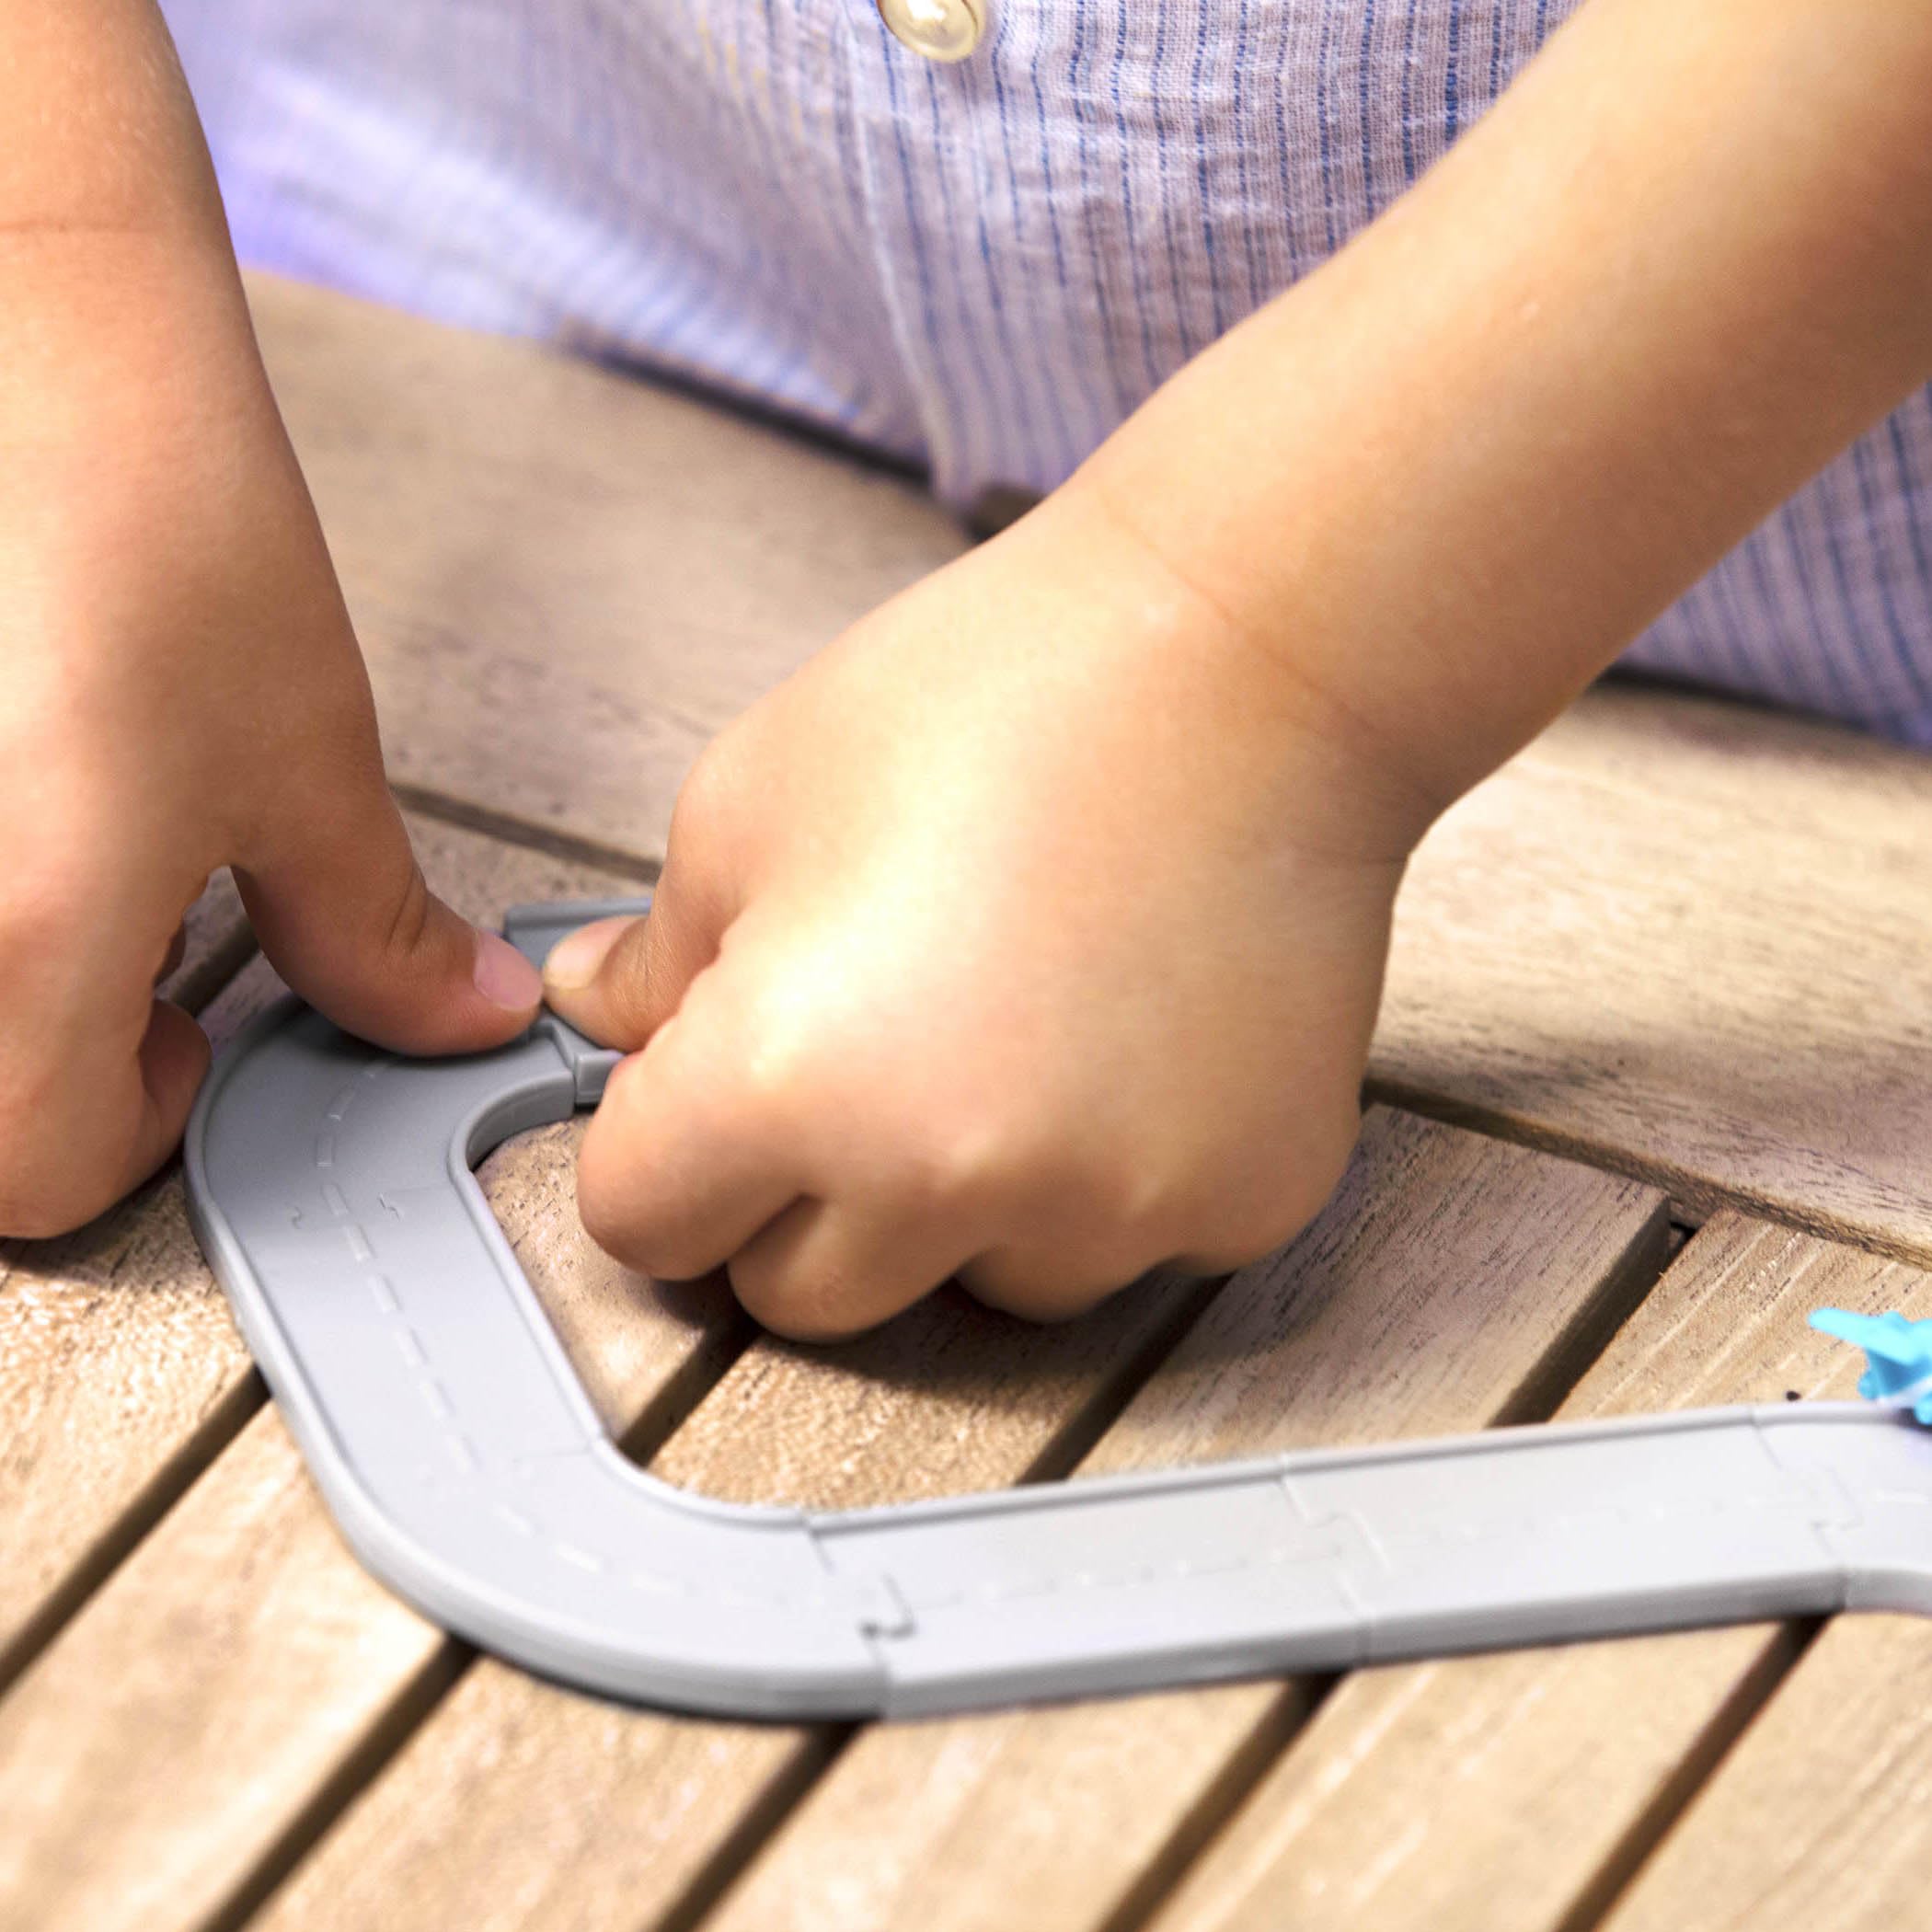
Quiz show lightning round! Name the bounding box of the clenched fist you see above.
[543,485,1418,1339]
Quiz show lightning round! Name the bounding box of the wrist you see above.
[1043,467,1463,862]
[1060,0,1932,860]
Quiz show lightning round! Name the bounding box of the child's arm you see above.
[1079,0,1932,831]
[543,0,1932,1338]
[0,0,542,1238]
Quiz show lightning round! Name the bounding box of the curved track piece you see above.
[184,900,1932,1719]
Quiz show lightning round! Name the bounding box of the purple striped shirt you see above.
[160,0,1932,742]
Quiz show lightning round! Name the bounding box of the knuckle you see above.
[573,1125,661,1266]
[377,860,435,963]
[0,1197,97,1242]
[1018,1146,1182,1262]
[575,1177,669,1279]
[1143,1110,1364,1277]
[574,1190,637,1271]
[609,921,675,1024]
[731,1005,822,1111]
[1085,1157,1185,1246]
[728,1261,864,1344]
[1181,1223,1293,1277]
[585,1202,706,1283]
[0,1172,52,1239]
[1019,1280,1126,1324]
[887,1098,1038,1216]
[574,1105,705,1282]
[885,1128,998,1218]
[1171,1176,1336,1276]
[963,1250,1138,1324]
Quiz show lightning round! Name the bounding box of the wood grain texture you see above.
[0,1407,446,1926]
[1143,1210,1932,1932]
[691,1110,1669,1932]
[1599,1611,1932,1932]
[1378,680,1932,1257]
[0,817,646,1830]
[648,1269,1217,1508]
[1591,1228,1932,1932]
[0,1110,736,1932]
[25,275,1932,1929]
[248,271,969,862]
[0,791,1219,1932]
[247,1275,1221,1932]
[252,1657,828,1932]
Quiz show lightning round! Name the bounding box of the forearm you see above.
[3,3,265,499]
[1074,0,1932,837]
[2,0,309,691]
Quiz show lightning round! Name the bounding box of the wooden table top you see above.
[6,273,1932,1932]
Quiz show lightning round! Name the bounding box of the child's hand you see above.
[1,1,543,1238]
[542,489,1421,1338]
[0,300,544,1239]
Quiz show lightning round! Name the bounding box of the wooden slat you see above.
[0,1407,451,1924]
[21,263,1928,1932]
[1597,1613,1932,1932]
[0,1108,1658,1932]
[1141,1209,1930,1932]
[247,271,969,863]
[1378,679,1932,1258]
[244,1265,1220,1932]
[1590,1228,1932,1932]
[0,1002,1222,1928]
[0,819,639,1696]
[0,1098,741,1932]
[251,1653,830,1932]
[589,1110,1669,1932]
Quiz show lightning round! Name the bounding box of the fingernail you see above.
[541,915,636,993]
[473,929,545,1011]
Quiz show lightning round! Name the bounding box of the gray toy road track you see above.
[183,899,1932,1720]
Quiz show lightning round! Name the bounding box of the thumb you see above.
[235,779,543,1055]
[539,865,716,1050]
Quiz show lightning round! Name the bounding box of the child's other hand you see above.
[543,487,1424,1339]
[0,307,544,1239]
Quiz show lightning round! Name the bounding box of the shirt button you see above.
[877,0,984,62]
